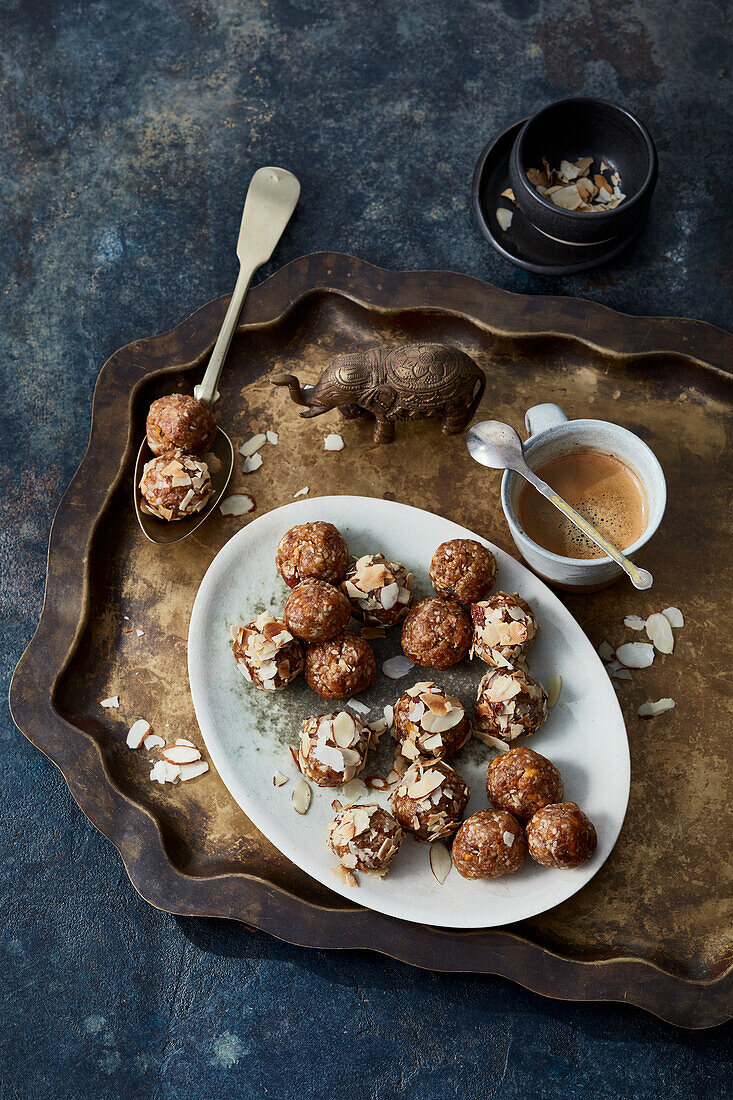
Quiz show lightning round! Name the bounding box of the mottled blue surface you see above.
[2,0,731,1095]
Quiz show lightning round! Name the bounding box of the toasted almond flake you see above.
[239,433,267,457]
[429,842,452,884]
[502,830,515,847]
[616,642,655,668]
[638,698,676,717]
[324,433,345,451]
[662,606,684,628]
[100,696,120,709]
[162,744,202,765]
[340,778,368,801]
[550,184,582,210]
[331,864,358,887]
[472,729,510,752]
[150,760,181,785]
[135,628,145,637]
[645,613,674,654]
[346,698,371,715]
[598,641,615,661]
[382,655,415,679]
[289,745,303,773]
[293,486,309,498]
[500,187,516,203]
[220,494,256,516]
[179,760,209,781]
[243,453,263,474]
[126,719,151,749]
[383,705,394,728]
[292,778,311,814]
[266,430,279,445]
[560,159,579,179]
[365,776,388,791]
[143,733,165,751]
[380,581,400,610]
[496,208,513,231]
[546,675,562,708]
[273,771,289,786]
[624,615,646,630]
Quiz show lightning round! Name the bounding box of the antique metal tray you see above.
[11,253,732,1028]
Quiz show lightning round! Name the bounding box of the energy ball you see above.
[305,632,377,699]
[452,809,526,880]
[231,611,304,690]
[297,710,370,787]
[393,681,471,762]
[341,553,413,627]
[276,521,349,589]
[390,760,469,842]
[146,393,217,457]
[139,450,213,522]
[487,746,563,823]
[284,580,352,643]
[470,592,539,669]
[474,666,548,743]
[327,804,403,875]
[401,597,472,670]
[429,539,497,604]
[526,802,598,869]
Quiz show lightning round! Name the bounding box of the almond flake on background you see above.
[220,494,256,516]
[496,208,513,231]
[266,430,279,445]
[136,628,145,637]
[623,615,646,630]
[638,698,676,718]
[662,606,684,628]
[126,719,151,749]
[292,778,311,814]
[324,433,345,451]
[273,771,289,786]
[243,453,263,474]
[331,865,358,888]
[293,486,309,498]
[645,613,674,654]
[382,655,415,679]
[239,433,267,457]
[179,760,209,781]
[144,733,165,751]
[615,642,655,668]
[472,729,510,752]
[340,778,368,802]
[150,760,181,785]
[429,842,452,885]
[100,696,120,708]
[162,743,202,765]
[546,675,562,708]
[365,776,388,791]
[500,187,516,203]
[346,698,371,715]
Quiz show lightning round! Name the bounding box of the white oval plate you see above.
[188,496,629,928]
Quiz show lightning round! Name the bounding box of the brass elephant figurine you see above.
[270,343,486,444]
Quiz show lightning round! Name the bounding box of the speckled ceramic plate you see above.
[188,494,629,928]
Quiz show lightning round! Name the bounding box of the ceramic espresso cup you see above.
[501,403,666,591]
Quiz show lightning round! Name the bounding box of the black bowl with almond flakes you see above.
[508,97,657,246]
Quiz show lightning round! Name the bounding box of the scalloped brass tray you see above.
[10,253,732,1028]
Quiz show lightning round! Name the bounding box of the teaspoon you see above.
[134,166,301,545]
[466,419,653,590]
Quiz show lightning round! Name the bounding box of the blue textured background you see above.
[3,0,731,1095]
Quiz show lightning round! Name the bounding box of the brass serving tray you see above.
[10,253,732,1028]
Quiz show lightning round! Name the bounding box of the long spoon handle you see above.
[195,167,300,406]
[517,461,653,590]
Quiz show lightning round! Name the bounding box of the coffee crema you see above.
[517,449,648,559]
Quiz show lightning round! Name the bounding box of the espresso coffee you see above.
[517,449,647,559]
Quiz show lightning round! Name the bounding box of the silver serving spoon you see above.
[134,166,301,545]
[467,420,653,590]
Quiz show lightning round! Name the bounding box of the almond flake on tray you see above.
[293,486,309,498]
[100,696,120,708]
[243,453,263,474]
[239,433,267,457]
[220,493,256,516]
[324,433,344,451]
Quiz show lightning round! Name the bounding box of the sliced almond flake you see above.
[662,606,684,628]
[293,486,309,498]
[380,581,399,610]
[171,737,195,748]
[624,615,646,631]
[243,453,263,474]
[331,864,358,887]
[546,675,562,708]
[239,433,267,457]
[179,760,209,781]
[346,698,371,715]
[472,728,510,752]
[638,698,676,718]
[559,159,579,179]
[429,842,452,884]
[382,655,415,679]
[332,710,358,747]
[598,641,615,662]
[313,744,346,772]
[292,778,311,814]
[150,760,181,785]
[324,433,345,451]
[420,732,443,753]
[383,705,394,728]
[550,184,582,210]
[289,745,303,773]
[421,710,462,734]
[273,771,289,786]
[100,696,120,709]
[502,830,515,847]
[162,744,202,765]
[266,430,279,445]
[220,494,256,516]
[645,613,674,654]
[365,776,388,791]
[143,733,165,751]
[407,770,444,799]
[126,719,151,749]
[340,778,368,802]
[496,208,513,231]
[500,187,516,203]
[135,628,145,637]
[615,642,655,669]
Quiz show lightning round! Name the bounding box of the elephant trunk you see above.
[269,372,319,409]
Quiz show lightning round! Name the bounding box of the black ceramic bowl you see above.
[508,97,657,246]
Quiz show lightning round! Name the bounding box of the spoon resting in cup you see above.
[467,420,653,590]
